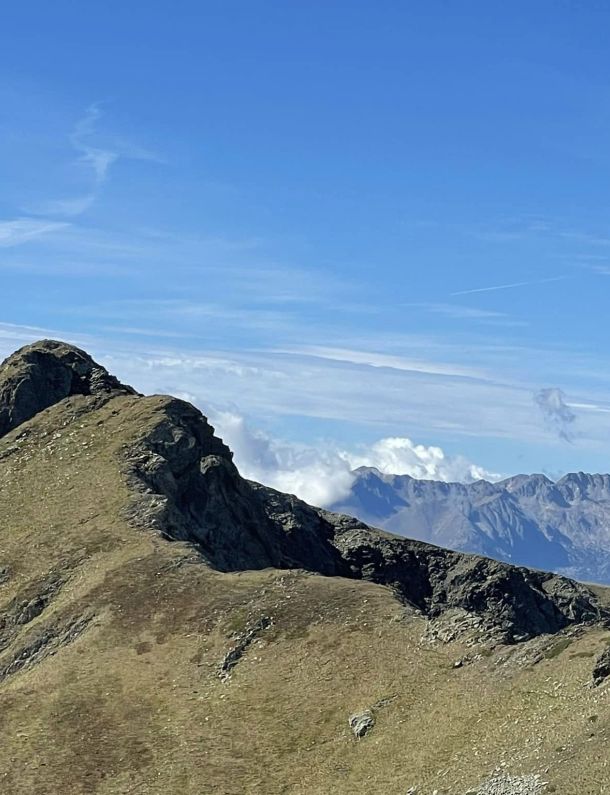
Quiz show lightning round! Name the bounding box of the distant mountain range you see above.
[331,468,610,584]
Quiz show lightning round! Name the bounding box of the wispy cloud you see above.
[71,103,119,186]
[273,345,487,379]
[587,264,610,276]
[0,218,69,248]
[411,302,528,326]
[451,276,568,297]
[568,401,610,415]
[27,103,160,218]
[4,324,610,460]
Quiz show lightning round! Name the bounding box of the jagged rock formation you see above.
[0,339,136,438]
[332,467,610,584]
[123,396,347,576]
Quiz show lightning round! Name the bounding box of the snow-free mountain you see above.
[5,340,610,794]
[331,468,610,584]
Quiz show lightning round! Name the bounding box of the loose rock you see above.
[349,710,375,738]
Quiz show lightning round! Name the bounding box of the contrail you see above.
[451,275,567,297]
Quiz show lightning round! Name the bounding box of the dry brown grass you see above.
[1,395,610,794]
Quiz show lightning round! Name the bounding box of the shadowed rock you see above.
[592,644,610,685]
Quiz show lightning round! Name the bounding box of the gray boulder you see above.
[348,710,374,738]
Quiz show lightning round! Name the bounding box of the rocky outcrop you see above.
[325,515,603,642]
[0,339,137,438]
[123,391,606,643]
[124,396,348,575]
[592,644,610,685]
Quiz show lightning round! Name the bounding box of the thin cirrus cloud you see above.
[26,103,160,219]
[4,322,610,485]
[275,344,487,380]
[451,275,568,297]
[0,218,69,248]
[410,302,528,326]
[70,103,118,186]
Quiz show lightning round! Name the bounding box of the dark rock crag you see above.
[0,339,137,439]
[1,340,607,644]
[592,644,610,686]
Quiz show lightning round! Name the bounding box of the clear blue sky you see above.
[3,1,610,495]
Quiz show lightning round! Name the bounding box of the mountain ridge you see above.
[332,466,610,583]
[0,340,604,642]
[2,340,610,794]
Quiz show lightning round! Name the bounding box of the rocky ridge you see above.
[3,340,606,645]
[332,466,610,584]
[2,341,610,793]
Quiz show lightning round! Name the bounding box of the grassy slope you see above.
[1,394,610,794]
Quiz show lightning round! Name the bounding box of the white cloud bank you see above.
[206,409,356,508]
[206,408,500,509]
[343,436,499,483]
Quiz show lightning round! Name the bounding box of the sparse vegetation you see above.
[543,636,574,659]
[1,343,610,794]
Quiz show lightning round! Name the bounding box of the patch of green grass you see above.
[224,607,250,636]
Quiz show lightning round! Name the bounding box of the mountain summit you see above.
[0,339,137,438]
[2,340,610,794]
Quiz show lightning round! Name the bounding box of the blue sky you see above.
[3,1,610,501]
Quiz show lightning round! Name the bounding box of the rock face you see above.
[592,644,610,685]
[0,339,137,439]
[124,396,347,576]
[332,467,610,584]
[121,390,605,643]
[1,339,608,645]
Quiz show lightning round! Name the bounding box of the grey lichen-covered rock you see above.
[0,339,137,438]
[592,644,610,685]
[348,710,375,738]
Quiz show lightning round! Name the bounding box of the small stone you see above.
[349,710,375,739]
